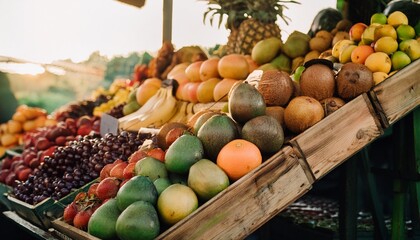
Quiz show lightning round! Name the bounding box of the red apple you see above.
[95,177,120,201]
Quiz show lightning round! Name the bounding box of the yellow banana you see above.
[168,101,188,123]
[123,87,178,131]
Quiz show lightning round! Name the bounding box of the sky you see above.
[0,0,336,63]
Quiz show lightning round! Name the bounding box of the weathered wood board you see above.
[369,59,420,127]
[156,146,312,239]
[291,93,383,180]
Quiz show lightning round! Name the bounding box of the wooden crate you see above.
[290,93,383,180]
[51,146,313,240]
[369,59,420,127]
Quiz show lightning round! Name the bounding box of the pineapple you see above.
[204,0,299,55]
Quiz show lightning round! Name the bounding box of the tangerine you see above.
[216,139,262,181]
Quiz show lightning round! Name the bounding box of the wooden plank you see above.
[52,218,100,240]
[157,146,312,239]
[291,93,383,180]
[370,59,420,127]
[192,101,227,113]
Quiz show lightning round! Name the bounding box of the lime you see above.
[391,51,411,71]
[371,13,387,25]
[396,24,416,41]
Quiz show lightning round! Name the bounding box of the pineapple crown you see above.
[203,0,300,29]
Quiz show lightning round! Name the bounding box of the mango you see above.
[251,37,283,65]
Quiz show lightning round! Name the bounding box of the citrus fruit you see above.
[391,51,411,70]
[374,36,398,54]
[387,11,409,27]
[364,52,392,73]
[371,13,387,25]
[396,24,416,41]
[373,72,389,85]
[216,139,262,181]
[157,184,198,225]
[351,45,374,64]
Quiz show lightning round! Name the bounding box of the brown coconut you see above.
[257,70,294,106]
[320,97,346,116]
[336,62,373,100]
[300,64,336,101]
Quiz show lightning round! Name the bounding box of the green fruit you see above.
[116,201,160,240]
[165,134,204,174]
[116,176,158,211]
[293,66,306,82]
[283,31,310,59]
[391,51,411,70]
[396,24,416,41]
[123,101,141,115]
[370,13,387,25]
[193,112,220,135]
[241,115,284,154]
[251,37,283,65]
[188,159,229,201]
[128,87,138,102]
[257,63,278,71]
[88,198,121,240]
[135,156,167,182]
[153,178,172,195]
[197,115,239,161]
[228,83,266,123]
[270,53,291,73]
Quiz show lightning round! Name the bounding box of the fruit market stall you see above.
[0,1,419,240]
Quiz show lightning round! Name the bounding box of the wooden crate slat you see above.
[157,146,312,239]
[370,59,420,127]
[291,94,383,180]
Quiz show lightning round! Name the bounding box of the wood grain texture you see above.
[157,146,312,240]
[371,59,420,126]
[193,101,227,113]
[51,218,100,240]
[291,94,383,180]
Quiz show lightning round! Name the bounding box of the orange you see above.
[351,45,374,64]
[216,139,262,181]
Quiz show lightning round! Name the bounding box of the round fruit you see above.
[284,96,325,134]
[396,24,416,41]
[320,97,346,116]
[364,52,392,73]
[351,45,374,64]
[387,11,408,27]
[213,78,240,101]
[116,176,158,211]
[197,115,239,161]
[116,201,160,240]
[88,198,121,240]
[196,78,221,103]
[199,58,220,81]
[299,64,335,101]
[218,54,249,80]
[241,115,284,154]
[153,178,172,195]
[228,83,266,123]
[265,106,285,128]
[257,70,294,106]
[185,61,203,82]
[156,122,189,150]
[188,159,229,201]
[391,51,411,70]
[336,62,374,100]
[193,111,220,134]
[374,36,398,54]
[165,134,204,174]
[371,13,387,25]
[134,157,168,182]
[136,82,160,106]
[157,184,198,225]
[217,139,262,181]
[373,72,389,85]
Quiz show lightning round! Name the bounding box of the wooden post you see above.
[162,0,172,43]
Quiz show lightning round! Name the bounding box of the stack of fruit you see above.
[324,11,419,84]
[0,105,56,154]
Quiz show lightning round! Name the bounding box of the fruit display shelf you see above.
[51,146,313,239]
[48,59,419,239]
[7,179,97,229]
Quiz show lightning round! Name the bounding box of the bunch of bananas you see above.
[166,101,195,124]
[118,85,182,131]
